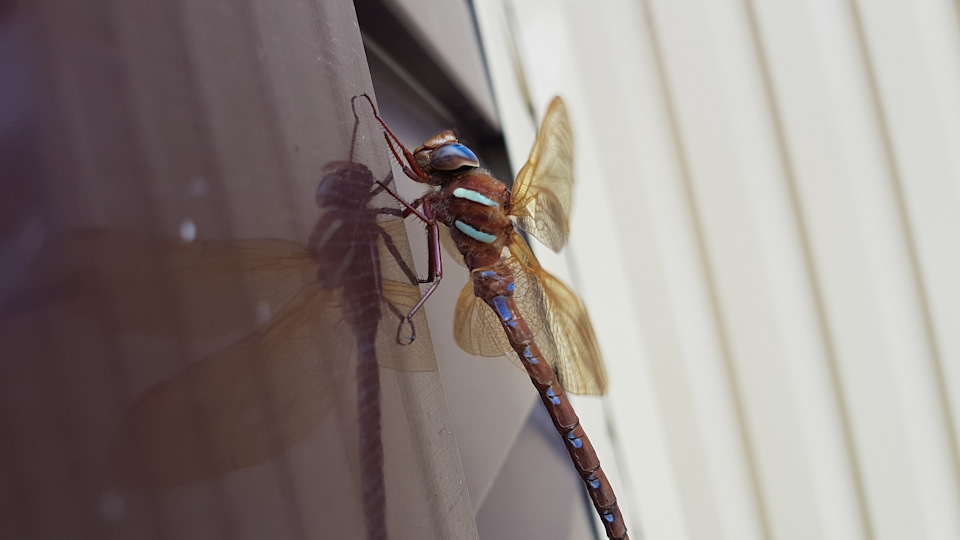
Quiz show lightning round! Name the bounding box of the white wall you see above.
[473,1,960,539]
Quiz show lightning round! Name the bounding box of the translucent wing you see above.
[122,283,350,488]
[453,249,546,358]
[509,233,606,395]
[510,97,575,252]
[453,280,513,357]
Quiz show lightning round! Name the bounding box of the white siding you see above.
[473,1,960,538]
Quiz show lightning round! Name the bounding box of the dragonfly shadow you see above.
[112,178,433,495]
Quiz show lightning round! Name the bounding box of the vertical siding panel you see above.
[473,0,960,537]
[851,4,960,536]
[850,0,960,537]
[744,1,872,538]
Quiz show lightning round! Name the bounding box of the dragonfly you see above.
[103,96,431,540]
[363,95,629,540]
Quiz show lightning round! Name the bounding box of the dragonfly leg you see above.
[421,199,442,285]
[352,95,447,343]
[381,297,417,345]
[397,202,442,339]
[376,207,404,218]
[370,184,443,344]
[369,171,394,196]
[371,172,428,225]
[354,94,428,182]
[375,180,430,224]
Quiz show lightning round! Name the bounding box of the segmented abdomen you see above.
[470,266,629,540]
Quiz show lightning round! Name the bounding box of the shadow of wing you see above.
[122,283,352,488]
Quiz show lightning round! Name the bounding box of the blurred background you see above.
[3,0,960,539]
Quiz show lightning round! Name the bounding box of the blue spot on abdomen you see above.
[566,430,583,448]
[491,296,512,321]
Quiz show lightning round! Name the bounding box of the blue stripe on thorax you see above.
[453,187,498,207]
[454,220,496,244]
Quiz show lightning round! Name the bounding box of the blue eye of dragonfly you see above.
[430,143,479,170]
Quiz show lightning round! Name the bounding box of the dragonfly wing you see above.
[123,283,351,488]
[510,97,575,252]
[453,279,514,357]
[453,244,547,360]
[63,230,316,339]
[509,234,606,395]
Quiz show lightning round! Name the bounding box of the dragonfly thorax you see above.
[427,171,514,269]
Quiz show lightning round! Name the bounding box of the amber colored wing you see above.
[453,280,513,357]
[510,96,575,252]
[452,248,546,359]
[121,283,350,488]
[509,233,606,395]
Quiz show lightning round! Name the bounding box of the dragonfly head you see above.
[413,131,479,183]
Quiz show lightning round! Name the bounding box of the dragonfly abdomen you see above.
[470,265,629,540]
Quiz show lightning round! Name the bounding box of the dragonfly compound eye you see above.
[429,143,479,171]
